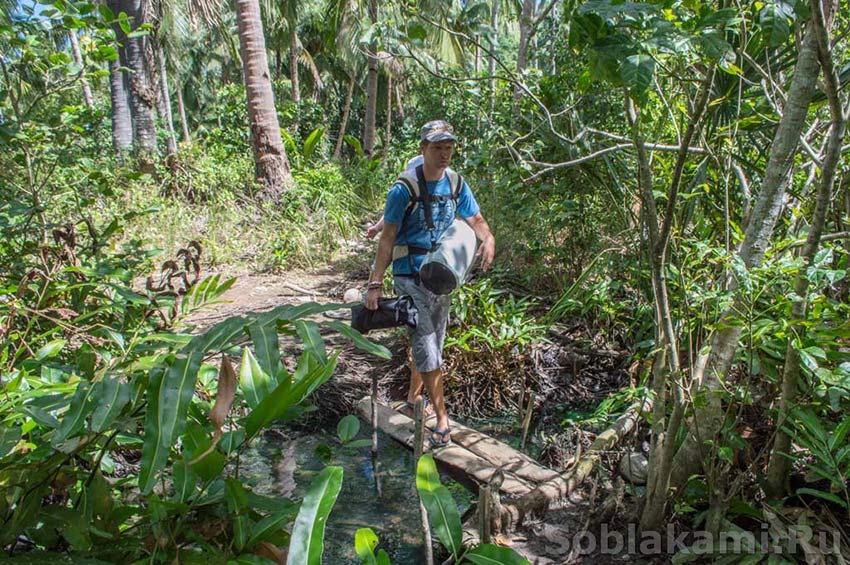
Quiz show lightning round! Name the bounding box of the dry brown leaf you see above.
[255,541,287,564]
[189,355,237,465]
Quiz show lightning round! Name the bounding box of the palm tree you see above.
[235,0,293,199]
[122,0,158,157]
[107,0,133,155]
[362,0,379,156]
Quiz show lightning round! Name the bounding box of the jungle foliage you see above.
[2,0,850,561]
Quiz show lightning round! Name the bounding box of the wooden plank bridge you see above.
[355,396,560,497]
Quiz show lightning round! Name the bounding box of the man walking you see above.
[365,120,495,447]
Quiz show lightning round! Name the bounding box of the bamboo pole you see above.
[478,484,492,544]
[520,391,534,449]
[414,398,434,565]
[371,372,382,496]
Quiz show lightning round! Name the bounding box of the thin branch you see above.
[522,143,632,182]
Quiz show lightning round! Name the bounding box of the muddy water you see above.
[241,427,472,564]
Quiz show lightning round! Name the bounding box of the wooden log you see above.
[503,399,652,526]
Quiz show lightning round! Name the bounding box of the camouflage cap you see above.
[420,120,456,143]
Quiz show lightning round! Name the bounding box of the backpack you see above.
[395,164,463,232]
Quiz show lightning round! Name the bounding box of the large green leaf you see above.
[35,339,66,361]
[416,454,462,558]
[354,528,379,564]
[186,316,247,353]
[621,54,654,98]
[0,425,22,458]
[248,321,282,383]
[759,0,794,47]
[52,381,94,446]
[303,126,327,161]
[323,321,391,359]
[244,353,338,438]
[183,422,227,480]
[286,466,344,565]
[464,544,532,564]
[295,320,327,363]
[247,508,298,549]
[171,458,197,503]
[337,415,360,443]
[239,348,274,409]
[139,352,203,494]
[90,376,131,432]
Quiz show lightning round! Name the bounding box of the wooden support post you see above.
[371,372,382,496]
[520,391,534,449]
[479,485,492,545]
[414,397,434,565]
[516,386,526,429]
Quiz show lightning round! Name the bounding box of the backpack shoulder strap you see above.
[396,171,420,217]
[446,169,463,201]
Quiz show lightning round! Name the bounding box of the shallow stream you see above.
[241,426,473,564]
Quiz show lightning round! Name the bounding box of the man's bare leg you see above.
[421,367,450,443]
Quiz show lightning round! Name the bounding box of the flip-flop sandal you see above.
[428,427,452,448]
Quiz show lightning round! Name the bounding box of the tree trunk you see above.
[669,26,822,492]
[333,75,355,160]
[156,36,178,156]
[637,69,715,532]
[235,0,292,201]
[175,81,190,142]
[511,0,534,127]
[69,29,93,109]
[765,0,845,497]
[289,28,300,131]
[120,0,157,157]
[383,73,392,163]
[108,0,133,156]
[489,0,499,116]
[363,0,379,156]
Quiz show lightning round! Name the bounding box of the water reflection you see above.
[241,426,469,564]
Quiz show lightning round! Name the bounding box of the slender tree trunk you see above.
[765,0,845,497]
[69,29,93,109]
[156,37,177,156]
[638,69,715,532]
[108,0,133,156]
[175,81,190,142]
[489,0,499,116]
[363,0,379,156]
[511,0,534,127]
[383,73,392,163]
[333,75,355,160]
[669,26,822,492]
[289,28,300,131]
[235,0,292,200]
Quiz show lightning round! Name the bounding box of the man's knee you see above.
[420,367,441,382]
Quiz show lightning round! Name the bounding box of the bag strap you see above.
[447,170,463,203]
[414,164,435,232]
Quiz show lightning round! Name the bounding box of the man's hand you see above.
[466,212,496,272]
[365,287,382,310]
[476,235,495,271]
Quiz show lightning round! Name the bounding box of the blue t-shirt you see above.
[384,174,480,275]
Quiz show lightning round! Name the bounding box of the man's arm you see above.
[465,212,495,271]
[365,222,399,310]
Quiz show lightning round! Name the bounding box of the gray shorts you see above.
[394,276,451,373]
